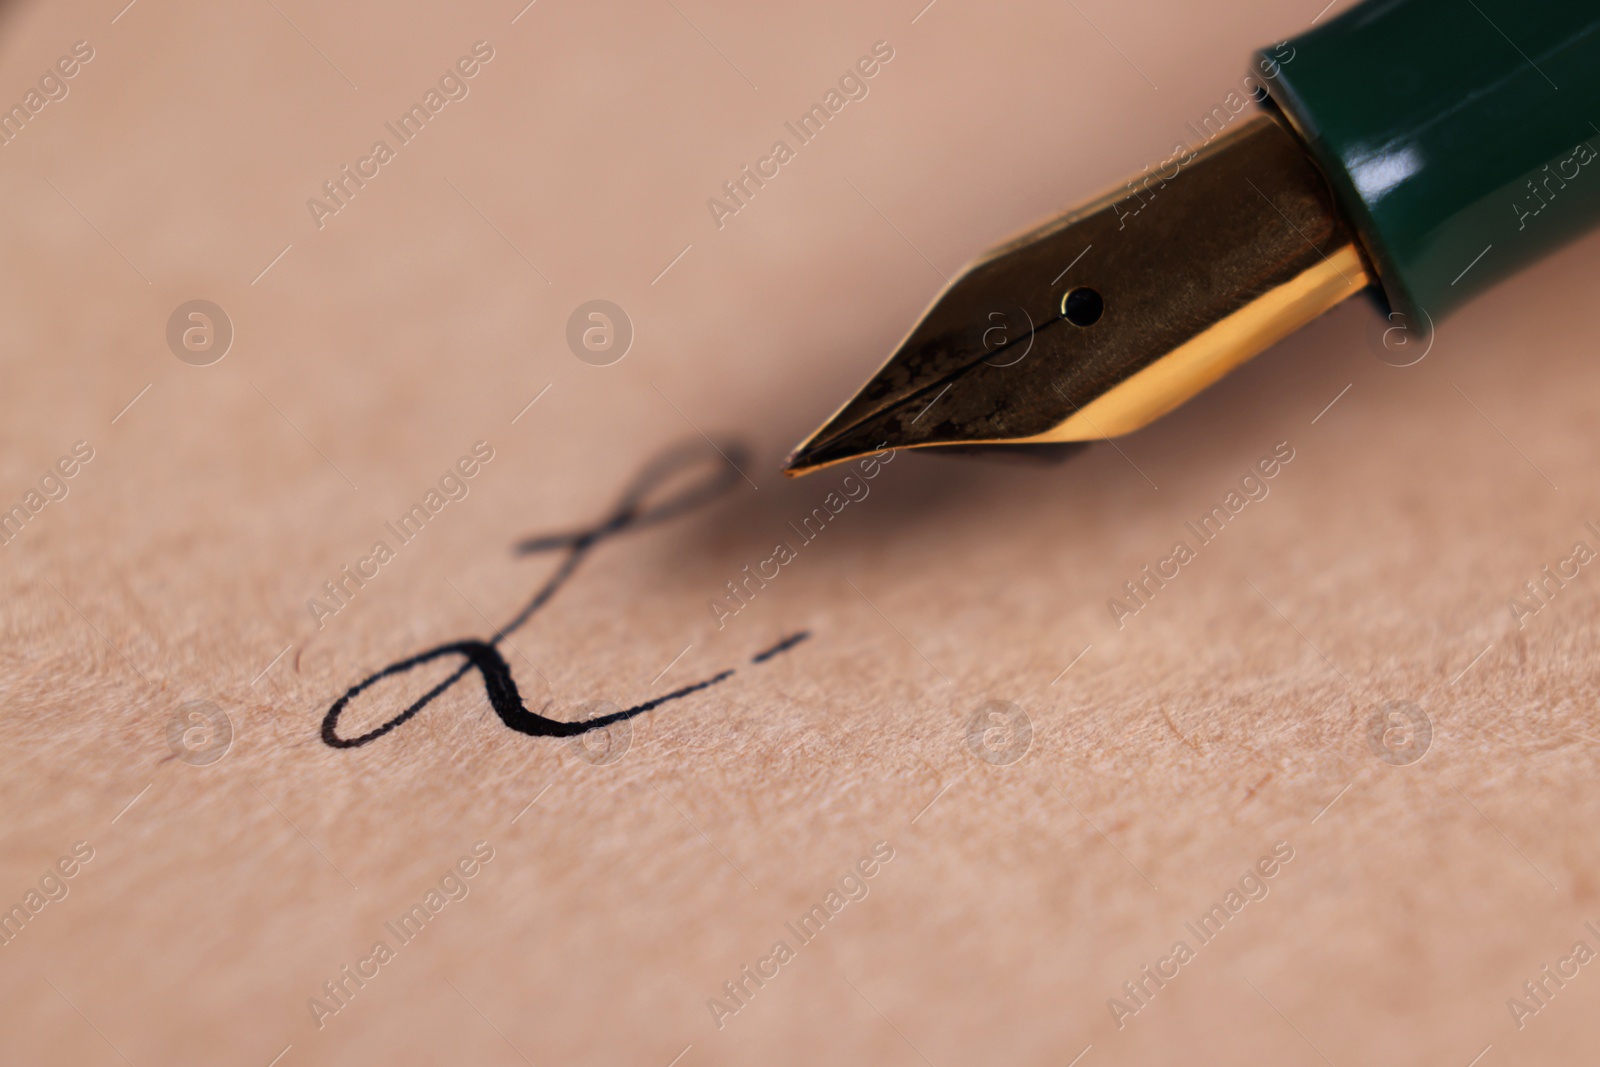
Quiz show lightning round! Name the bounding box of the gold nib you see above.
[782,111,1372,477]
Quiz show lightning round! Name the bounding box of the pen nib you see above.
[782,111,1371,477]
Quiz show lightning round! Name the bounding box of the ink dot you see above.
[1062,287,1103,327]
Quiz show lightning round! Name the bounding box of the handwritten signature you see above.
[321,441,808,749]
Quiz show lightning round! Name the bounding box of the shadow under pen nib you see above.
[782,111,1371,477]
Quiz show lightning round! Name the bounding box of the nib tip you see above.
[779,451,820,477]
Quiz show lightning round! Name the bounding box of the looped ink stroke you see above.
[321,441,801,749]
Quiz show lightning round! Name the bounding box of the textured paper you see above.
[3,0,1600,1063]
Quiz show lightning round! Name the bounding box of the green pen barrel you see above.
[1260,0,1600,327]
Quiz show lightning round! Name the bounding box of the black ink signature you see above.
[321,441,808,749]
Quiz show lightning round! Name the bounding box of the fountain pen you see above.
[783,0,1600,476]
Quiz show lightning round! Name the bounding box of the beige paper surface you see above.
[3,0,1600,1063]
